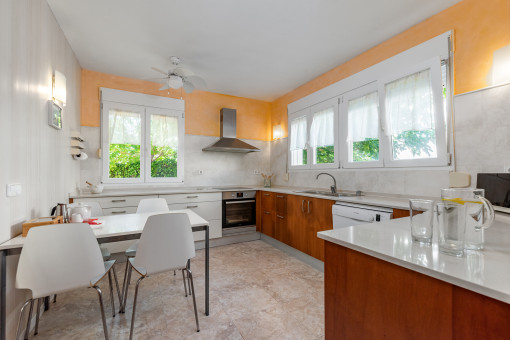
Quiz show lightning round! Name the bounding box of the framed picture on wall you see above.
[48,100,62,129]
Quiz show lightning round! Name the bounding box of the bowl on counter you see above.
[88,183,104,194]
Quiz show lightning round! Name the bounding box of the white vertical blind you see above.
[309,107,334,147]
[290,115,307,150]
[108,110,141,144]
[384,69,435,134]
[150,114,178,148]
[347,92,379,142]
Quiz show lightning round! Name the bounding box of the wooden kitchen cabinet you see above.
[392,208,410,219]
[260,191,275,237]
[274,194,287,243]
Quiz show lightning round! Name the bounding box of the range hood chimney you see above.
[202,108,260,153]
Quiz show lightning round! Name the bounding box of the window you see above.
[101,89,184,183]
[288,98,338,170]
[342,82,382,168]
[380,58,447,167]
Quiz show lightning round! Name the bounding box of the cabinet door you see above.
[286,194,308,253]
[261,209,274,237]
[261,191,274,210]
[275,194,287,214]
[306,197,334,261]
[274,214,286,242]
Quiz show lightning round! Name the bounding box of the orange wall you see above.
[271,0,510,137]
[81,69,272,141]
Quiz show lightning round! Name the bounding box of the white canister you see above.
[71,213,84,223]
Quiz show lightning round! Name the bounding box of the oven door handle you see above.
[225,200,256,205]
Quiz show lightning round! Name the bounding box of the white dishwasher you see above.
[332,202,393,228]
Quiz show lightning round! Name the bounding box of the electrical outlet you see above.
[6,183,22,197]
[504,165,510,173]
[253,170,261,175]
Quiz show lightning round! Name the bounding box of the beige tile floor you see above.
[30,240,325,339]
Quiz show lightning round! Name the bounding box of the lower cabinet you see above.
[259,192,334,261]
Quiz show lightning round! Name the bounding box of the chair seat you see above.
[125,241,138,258]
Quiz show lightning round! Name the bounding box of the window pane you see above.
[108,109,141,178]
[151,114,178,178]
[290,115,307,166]
[385,69,438,160]
[347,91,379,162]
[310,107,334,164]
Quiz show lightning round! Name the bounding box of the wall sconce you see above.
[273,124,283,140]
[491,45,510,86]
[52,70,66,105]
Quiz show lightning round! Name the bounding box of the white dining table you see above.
[0,209,210,340]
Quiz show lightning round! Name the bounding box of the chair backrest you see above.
[16,223,105,298]
[134,213,195,275]
[136,198,169,214]
[68,201,103,217]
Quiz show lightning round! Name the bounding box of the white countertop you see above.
[318,215,510,304]
[72,185,414,210]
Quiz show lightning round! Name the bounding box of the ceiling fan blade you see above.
[151,66,168,76]
[186,75,206,89]
[159,84,170,91]
[174,67,194,77]
[183,80,195,93]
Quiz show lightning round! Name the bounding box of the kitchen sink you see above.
[294,190,362,197]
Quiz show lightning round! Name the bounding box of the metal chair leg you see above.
[15,300,32,340]
[34,298,41,335]
[112,265,123,311]
[186,260,192,295]
[122,264,132,313]
[187,269,200,332]
[108,271,115,317]
[174,270,176,276]
[93,286,109,340]
[129,276,145,340]
[53,294,57,303]
[181,269,188,297]
[121,259,130,313]
[24,299,34,339]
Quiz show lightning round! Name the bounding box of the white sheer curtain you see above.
[290,115,307,151]
[109,110,141,144]
[151,115,178,148]
[384,69,435,135]
[347,91,379,142]
[309,107,334,147]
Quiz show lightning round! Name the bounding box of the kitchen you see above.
[1,0,510,339]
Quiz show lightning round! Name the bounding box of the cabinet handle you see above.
[276,195,284,198]
[111,211,126,214]
[301,200,305,213]
[263,193,271,196]
[264,211,271,214]
[308,200,311,214]
[276,215,284,219]
[111,199,126,203]
[187,195,198,198]
[187,205,198,209]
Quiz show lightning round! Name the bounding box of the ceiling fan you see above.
[150,56,205,93]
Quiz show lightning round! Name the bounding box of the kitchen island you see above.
[318,215,510,339]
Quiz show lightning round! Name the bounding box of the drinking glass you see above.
[441,188,494,250]
[436,202,466,257]
[409,199,434,244]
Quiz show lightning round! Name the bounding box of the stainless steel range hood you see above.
[202,108,260,153]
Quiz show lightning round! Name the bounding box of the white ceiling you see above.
[47,0,461,101]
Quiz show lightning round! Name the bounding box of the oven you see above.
[221,190,256,234]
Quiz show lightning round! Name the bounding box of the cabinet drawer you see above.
[168,201,222,220]
[275,194,287,214]
[261,191,274,211]
[75,195,158,209]
[160,192,221,204]
[101,206,138,215]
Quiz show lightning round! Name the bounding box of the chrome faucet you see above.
[316,173,337,194]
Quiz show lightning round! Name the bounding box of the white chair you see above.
[121,198,171,312]
[124,213,199,339]
[15,223,121,339]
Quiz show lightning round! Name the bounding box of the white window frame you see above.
[101,88,185,184]
[379,57,447,167]
[340,82,384,168]
[288,108,310,170]
[310,98,339,169]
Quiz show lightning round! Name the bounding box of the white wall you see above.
[0,0,81,338]
[270,83,510,197]
[79,127,271,188]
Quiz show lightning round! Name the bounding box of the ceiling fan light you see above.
[168,75,183,89]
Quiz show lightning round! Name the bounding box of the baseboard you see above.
[260,234,324,272]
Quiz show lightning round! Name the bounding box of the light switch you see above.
[6,183,22,197]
